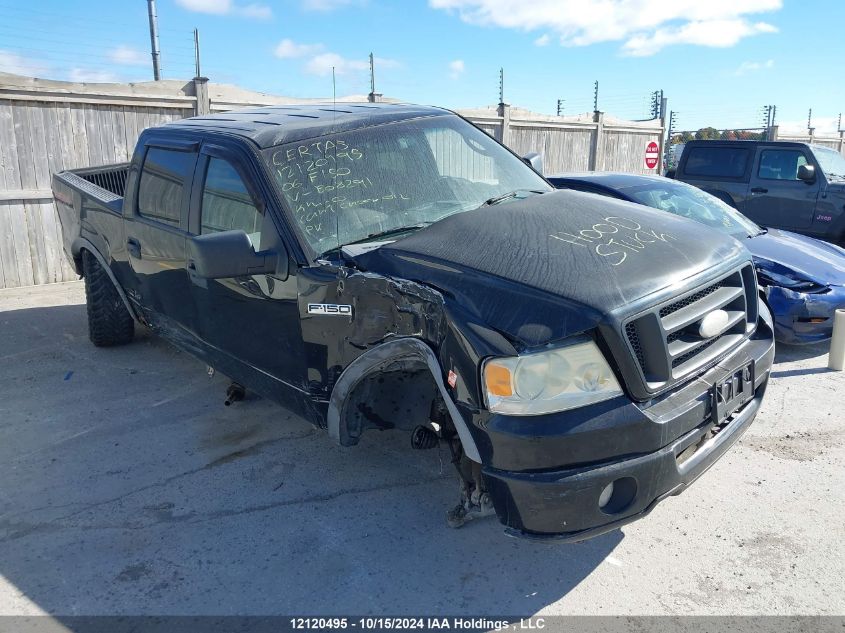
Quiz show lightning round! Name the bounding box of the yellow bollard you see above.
[829,309,845,371]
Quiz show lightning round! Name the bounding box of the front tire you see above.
[82,250,134,347]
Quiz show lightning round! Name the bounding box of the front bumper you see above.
[475,320,775,541]
[768,285,845,345]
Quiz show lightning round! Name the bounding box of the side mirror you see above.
[522,152,544,175]
[187,230,288,280]
[797,164,815,183]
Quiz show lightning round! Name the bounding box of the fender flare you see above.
[72,237,140,323]
[327,337,482,463]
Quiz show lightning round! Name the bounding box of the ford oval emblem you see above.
[698,309,730,339]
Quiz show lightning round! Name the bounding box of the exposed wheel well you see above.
[339,358,441,440]
[327,338,482,462]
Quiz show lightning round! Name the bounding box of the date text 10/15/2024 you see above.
[290,617,547,631]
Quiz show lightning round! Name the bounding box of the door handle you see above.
[750,187,768,194]
[127,237,142,259]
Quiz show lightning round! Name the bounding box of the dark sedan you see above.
[549,172,845,345]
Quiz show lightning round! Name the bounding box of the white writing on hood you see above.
[550,216,676,266]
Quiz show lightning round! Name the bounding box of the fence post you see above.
[497,102,511,147]
[657,98,667,173]
[193,77,210,115]
[589,111,604,171]
[808,127,815,145]
[839,131,844,155]
[769,124,779,141]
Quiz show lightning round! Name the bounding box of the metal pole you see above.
[808,108,813,131]
[147,0,162,81]
[369,52,375,95]
[593,81,599,113]
[193,28,201,78]
[499,68,504,106]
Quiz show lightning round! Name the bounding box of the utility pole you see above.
[367,52,381,102]
[593,80,599,113]
[193,28,201,78]
[556,99,564,116]
[761,105,772,130]
[667,111,678,139]
[650,90,663,119]
[147,0,162,81]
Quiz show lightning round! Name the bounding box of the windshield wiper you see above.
[483,189,546,206]
[343,223,432,246]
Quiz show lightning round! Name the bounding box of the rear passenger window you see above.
[757,150,808,181]
[137,147,195,227]
[200,157,263,248]
[684,147,750,178]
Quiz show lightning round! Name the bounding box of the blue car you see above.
[549,172,845,345]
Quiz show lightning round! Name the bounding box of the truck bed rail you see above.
[60,163,130,200]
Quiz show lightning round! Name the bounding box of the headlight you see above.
[482,340,623,415]
[755,267,828,294]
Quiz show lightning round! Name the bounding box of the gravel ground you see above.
[0,281,843,616]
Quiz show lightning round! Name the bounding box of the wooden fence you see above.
[772,126,845,153]
[459,105,664,175]
[0,72,664,289]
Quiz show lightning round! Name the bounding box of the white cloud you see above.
[733,58,774,75]
[534,33,550,46]
[304,52,398,76]
[238,3,273,18]
[68,68,119,83]
[302,0,360,11]
[0,50,49,76]
[176,0,230,13]
[275,39,324,58]
[623,19,777,56]
[449,59,465,79]
[175,0,272,19]
[430,0,781,56]
[109,46,148,66]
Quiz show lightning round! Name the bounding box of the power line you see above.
[0,3,188,36]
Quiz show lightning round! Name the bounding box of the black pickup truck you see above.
[53,104,775,541]
[672,139,845,246]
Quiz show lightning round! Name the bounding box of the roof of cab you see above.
[158,103,450,148]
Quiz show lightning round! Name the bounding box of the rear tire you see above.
[82,250,135,347]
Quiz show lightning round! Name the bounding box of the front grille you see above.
[623,264,758,392]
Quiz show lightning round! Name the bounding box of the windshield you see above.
[812,145,845,179]
[263,114,551,257]
[621,178,761,239]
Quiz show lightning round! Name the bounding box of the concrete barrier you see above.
[829,308,845,370]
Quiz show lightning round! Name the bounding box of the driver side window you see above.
[758,150,808,181]
[200,157,263,249]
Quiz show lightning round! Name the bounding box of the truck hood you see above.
[351,190,748,347]
[749,228,845,287]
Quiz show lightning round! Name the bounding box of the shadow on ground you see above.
[0,304,621,616]
[773,340,830,365]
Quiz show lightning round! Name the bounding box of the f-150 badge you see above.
[307,303,352,316]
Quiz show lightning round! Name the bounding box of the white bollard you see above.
[829,309,845,371]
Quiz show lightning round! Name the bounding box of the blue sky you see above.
[0,0,842,134]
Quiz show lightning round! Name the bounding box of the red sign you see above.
[645,141,660,169]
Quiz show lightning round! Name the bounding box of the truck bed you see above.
[52,163,130,274]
